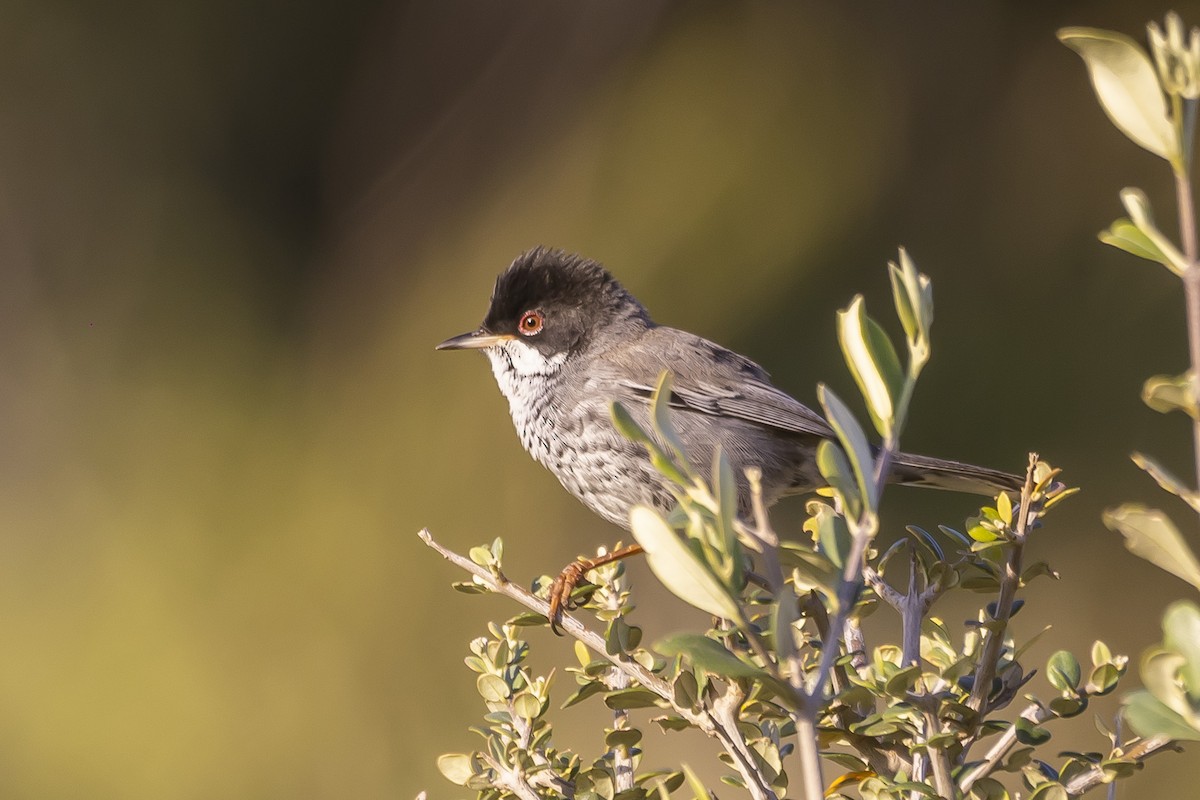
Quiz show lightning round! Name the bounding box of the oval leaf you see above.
[1103,504,1200,590]
[1163,600,1200,696]
[1124,688,1200,740]
[629,505,740,620]
[838,295,899,437]
[1142,372,1200,419]
[818,384,876,511]
[437,753,476,785]
[1047,650,1081,692]
[1059,28,1177,160]
[656,632,764,679]
[1099,218,1172,264]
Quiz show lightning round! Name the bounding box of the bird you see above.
[437,247,1020,629]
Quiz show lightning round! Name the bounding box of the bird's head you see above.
[437,248,650,377]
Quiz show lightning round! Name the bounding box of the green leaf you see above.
[779,540,840,597]
[611,401,651,443]
[604,687,662,709]
[1119,189,1190,274]
[507,611,550,627]
[605,727,643,749]
[1088,663,1122,696]
[1124,689,1200,740]
[1100,218,1174,266]
[437,753,476,785]
[650,371,690,469]
[816,439,861,518]
[629,506,741,620]
[1163,600,1200,695]
[653,715,693,732]
[656,633,764,679]
[1104,504,1200,590]
[837,295,900,437]
[1140,648,1196,723]
[1028,782,1068,800]
[562,680,606,709]
[818,384,876,512]
[996,491,1013,526]
[1058,28,1178,160]
[884,665,922,696]
[512,692,542,720]
[711,447,742,587]
[1047,650,1081,692]
[772,588,800,656]
[888,247,932,353]
[1133,452,1200,511]
[1143,372,1200,419]
[1015,717,1052,745]
[1048,695,1088,718]
[476,673,510,702]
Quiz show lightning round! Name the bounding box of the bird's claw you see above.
[547,561,591,635]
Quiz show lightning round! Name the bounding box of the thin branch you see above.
[599,579,635,794]
[1062,734,1178,796]
[419,528,777,800]
[968,454,1038,714]
[959,703,1048,794]
[478,753,543,800]
[1176,167,1200,513]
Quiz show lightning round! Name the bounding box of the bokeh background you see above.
[5,0,1200,796]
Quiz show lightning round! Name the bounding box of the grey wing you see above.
[595,327,835,439]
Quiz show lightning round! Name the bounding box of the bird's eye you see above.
[518,310,544,336]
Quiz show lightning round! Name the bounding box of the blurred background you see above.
[3,0,1200,796]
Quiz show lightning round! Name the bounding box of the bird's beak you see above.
[435,329,515,351]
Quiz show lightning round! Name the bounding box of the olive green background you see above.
[3,1,1199,797]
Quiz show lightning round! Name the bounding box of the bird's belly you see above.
[516,407,665,530]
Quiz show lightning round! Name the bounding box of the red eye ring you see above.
[518,310,544,336]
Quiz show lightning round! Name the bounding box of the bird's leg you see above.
[547,543,645,634]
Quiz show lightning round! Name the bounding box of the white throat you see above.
[483,340,567,460]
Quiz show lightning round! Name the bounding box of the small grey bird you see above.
[438,247,1019,625]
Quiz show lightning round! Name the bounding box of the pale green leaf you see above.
[656,633,764,678]
[437,753,476,785]
[818,384,876,511]
[1163,600,1200,695]
[1142,371,1200,418]
[611,400,650,444]
[1119,188,1189,274]
[1104,504,1200,590]
[1132,451,1200,511]
[629,505,740,620]
[888,247,932,368]
[1059,28,1177,160]
[476,673,510,702]
[650,371,690,468]
[837,295,898,437]
[1047,650,1081,692]
[1124,689,1200,740]
[1100,217,1175,266]
[815,439,861,518]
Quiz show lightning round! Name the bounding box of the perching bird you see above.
[438,247,1020,627]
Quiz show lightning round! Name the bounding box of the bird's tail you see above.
[890,452,1022,495]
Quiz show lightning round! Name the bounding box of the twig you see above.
[599,574,634,794]
[959,703,1048,793]
[959,702,1177,797]
[478,753,543,800]
[1176,166,1200,514]
[967,454,1038,714]
[419,528,778,800]
[1062,734,1177,796]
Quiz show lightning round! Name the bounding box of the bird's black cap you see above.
[483,247,642,332]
